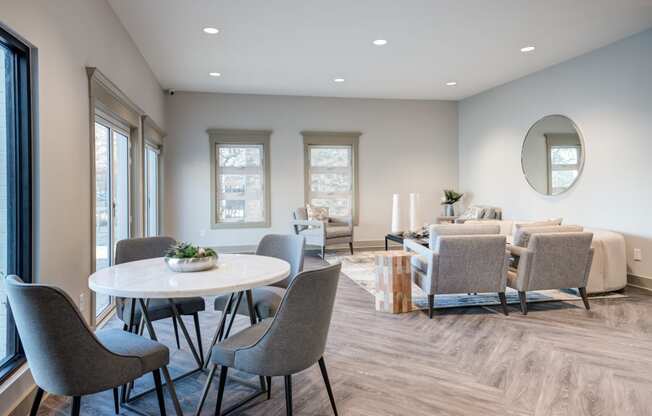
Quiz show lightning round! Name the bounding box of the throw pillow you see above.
[306,205,329,221]
[457,206,485,220]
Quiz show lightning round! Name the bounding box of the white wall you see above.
[164,92,458,248]
[459,29,652,279]
[0,0,165,411]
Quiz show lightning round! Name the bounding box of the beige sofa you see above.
[466,219,627,294]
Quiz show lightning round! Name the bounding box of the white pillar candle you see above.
[391,194,401,233]
[409,193,420,232]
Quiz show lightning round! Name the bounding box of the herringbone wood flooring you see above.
[40,255,652,415]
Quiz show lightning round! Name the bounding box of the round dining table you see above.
[89,253,291,416]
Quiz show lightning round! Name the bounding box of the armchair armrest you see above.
[329,216,353,227]
[290,219,326,228]
[403,238,434,258]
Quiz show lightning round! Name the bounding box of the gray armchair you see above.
[115,237,206,359]
[5,276,170,416]
[508,231,594,314]
[291,207,353,258]
[213,234,306,320]
[197,263,341,416]
[404,224,509,318]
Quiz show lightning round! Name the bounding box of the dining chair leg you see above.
[195,364,217,416]
[172,314,181,349]
[318,357,338,416]
[284,375,293,416]
[71,396,81,416]
[578,287,590,310]
[214,366,229,416]
[153,369,167,416]
[428,294,434,319]
[30,387,44,416]
[518,291,528,315]
[498,292,509,316]
[193,312,205,366]
[112,388,119,414]
[266,376,272,399]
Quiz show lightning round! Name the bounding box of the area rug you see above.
[326,252,626,311]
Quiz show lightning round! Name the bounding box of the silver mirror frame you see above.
[521,114,586,196]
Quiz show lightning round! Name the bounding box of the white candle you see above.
[409,193,420,232]
[391,194,401,233]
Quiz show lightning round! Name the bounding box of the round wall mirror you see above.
[521,115,585,195]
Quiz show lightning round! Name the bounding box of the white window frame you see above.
[144,142,160,236]
[208,129,272,229]
[302,131,360,225]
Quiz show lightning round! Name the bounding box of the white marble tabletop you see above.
[89,254,290,299]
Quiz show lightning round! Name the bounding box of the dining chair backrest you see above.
[4,276,140,395]
[234,263,341,376]
[114,236,176,265]
[256,234,306,288]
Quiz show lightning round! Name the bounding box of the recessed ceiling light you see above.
[445,81,457,86]
[209,72,221,77]
[520,45,535,53]
[373,39,388,46]
[333,78,345,83]
[203,27,219,35]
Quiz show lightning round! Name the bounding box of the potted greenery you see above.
[441,189,464,217]
[164,242,218,272]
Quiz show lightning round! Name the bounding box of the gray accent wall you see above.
[459,29,652,281]
[164,92,458,247]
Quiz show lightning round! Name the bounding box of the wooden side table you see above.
[374,250,413,313]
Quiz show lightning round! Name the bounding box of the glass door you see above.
[94,118,130,317]
[145,144,159,236]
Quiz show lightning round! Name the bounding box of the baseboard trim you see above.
[627,274,652,292]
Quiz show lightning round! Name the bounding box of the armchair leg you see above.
[518,291,528,315]
[321,246,326,259]
[428,294,434,319]
[318,357,339,416]
[348,242,354,255]
[284,375,293,416]
[498,292,509,316]
[30,387,44,416]
[578,287,590,310]
[71,396,81,416]
[215,366,229,416]
[152,369,167,416]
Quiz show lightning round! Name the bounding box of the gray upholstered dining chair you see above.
[5,276,170,416]
[198,263,341,416]
[213,234,306,320]
[115,237,206,357]
[291,207,353,258]
[404,224,509,318]
[508,231,594,314]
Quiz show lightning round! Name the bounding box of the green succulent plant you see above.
[441,189,464,205]
[165,242,217,259]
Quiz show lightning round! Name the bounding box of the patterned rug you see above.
[326,252,626,311]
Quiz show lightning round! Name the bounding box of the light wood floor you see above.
[40,255,652,415]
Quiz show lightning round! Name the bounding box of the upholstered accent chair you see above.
[291,207,353,258]
[5,276,170,416]
[213,234,306,320]
[404,224,510,318]
[197,263,341,416]
[508,231,594,314]
[115,237,206,359]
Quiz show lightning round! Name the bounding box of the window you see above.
[549,145,580,194]
[94,115,130,316]
[302,132,360,224]
[0,24,34,382]
[145,144,160,236]
[208,129,271,228]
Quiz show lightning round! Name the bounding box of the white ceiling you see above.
[108,0,652,100]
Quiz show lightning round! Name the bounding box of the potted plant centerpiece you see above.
[441,189,464,217]
[164,242,218,272]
